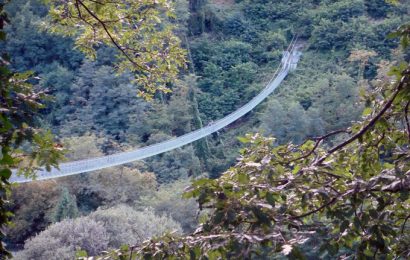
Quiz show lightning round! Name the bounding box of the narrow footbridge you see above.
[11,38,302,183]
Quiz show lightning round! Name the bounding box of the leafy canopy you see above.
[43,0,187,99]
[0,2,64,257]
[92,24,410,260]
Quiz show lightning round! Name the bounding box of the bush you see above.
[15,205,182,259]
[85,167,157,207]
[138,179,199,233]
[16,217,109,260]
[6,181,60,247]
[89,205,182,247]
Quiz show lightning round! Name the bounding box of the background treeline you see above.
[2,0,409,257]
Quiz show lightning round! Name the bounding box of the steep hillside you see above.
[2,0,409,255]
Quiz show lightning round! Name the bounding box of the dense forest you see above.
[0,0,409,259]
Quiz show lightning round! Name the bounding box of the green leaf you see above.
[327,242,339,256]
[120,244,129,251]
[289,246,307,260]
[237,173,249,184]
[0,153,13,165]
[340,220,349,233]
[75,250,88,258]
[266,192,276,207]
[0,169,11,179]
[362,107,372,116]
[387,32,399,39]
[369,209,378,219]
[237,136,250,143]
[364,248,374,257]
[189,246,200,259]
[354,216,362,230]
[292,165,301,174]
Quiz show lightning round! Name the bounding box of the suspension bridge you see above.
[10,38,302,183]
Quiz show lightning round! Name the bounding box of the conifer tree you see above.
[53,187,79,222]
[187,75,212,168]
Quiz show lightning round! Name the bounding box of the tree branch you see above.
[315,68,410,165]
[402,214,410,235]
[291,196,338,219]
[76,0,148,72]
[289,129,348,163]
[405,101,410,140]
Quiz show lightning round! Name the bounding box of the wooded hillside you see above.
[1,0,409,259]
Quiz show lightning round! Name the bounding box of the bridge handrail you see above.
[11,38,301,183]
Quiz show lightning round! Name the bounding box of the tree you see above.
[260,100,310,144]
[1,0,188,256]
[146,143,201,184]
[58,135,158,211]
[2,1,83,72]
[53,63,150,142]
[89,205,182,248]
[138,179,199,233]
[5,180,60,248]
[0,3,64,257]
[44,0,187,99]
[16,205,182,259]
[92,23,410,260]
[53,187,79,222]
[348,49,377,82]
[15,217,109,260]
[365,0,392,18]
[187,75,212,167]
[84,167,157,208]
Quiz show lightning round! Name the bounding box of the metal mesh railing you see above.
[11,40,301,183]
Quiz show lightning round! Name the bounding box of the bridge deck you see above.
[11,39,301,183]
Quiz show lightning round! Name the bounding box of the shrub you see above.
[89,205,182,247]
[138,179,199,233]
[16,205,182,259]
[16,217,109,260]
[6,181,60,247]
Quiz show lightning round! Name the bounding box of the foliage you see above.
[0,2,64,257]
[389,23,410,49]
[43,62,151,143]
[4,0,406,184]
[2,1,83,72]
[2,0,410,256]
[15,217,109,260]
[59,135,158,209]
[365,0,392,18]
[5,180,60,248]
[16,205,182,259]
[5,134,156,249]
[92,24,410,260]
[84,167,157,208]
[187,75,212,165]
[53,187,79,222]
[6,167,158,250]
[260,70,362,144]
[44,0,187,99]
[138,179,199,233]
[89,205,182,248]
[191,38,261,120]
[62,134,105,160]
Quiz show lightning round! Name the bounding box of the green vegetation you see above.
[93,23,410,260]
[15,206,182,260]
[0,2,65,257]
[44,0,187,99]
[53,187,79,222]
[1,0,409,259]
